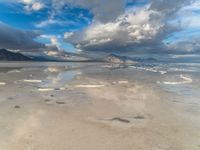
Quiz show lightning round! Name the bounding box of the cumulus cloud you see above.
[0,22,45,50]
[64,0,198,54]
[64,6,169,53]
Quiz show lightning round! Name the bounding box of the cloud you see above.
[64,0,199,54]
[0,22,45,50]
[35,17,77,28]
[150,0,191,16]
[31,0,126,28]
[177,0,200,28]
[167,36,200,54]
[39,34,62,51]
[20,0,45,11]
[51,0,126,22]
[64,6,171,53]
[64,32,74,39]
[1,0,199,56]
[35,19,61,28]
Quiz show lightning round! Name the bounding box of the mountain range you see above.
[0,49,157,64]
[0,49,32,61]
[0,49,93,62]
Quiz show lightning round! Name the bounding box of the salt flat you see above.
[0,62,199,150]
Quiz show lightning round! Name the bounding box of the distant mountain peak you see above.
[0,49,32,61]
[105,54,137,64]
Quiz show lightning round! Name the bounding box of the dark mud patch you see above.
[56,101,66,105]
[45,99,52,102]
[133,116,145,119]
[111,117,130,123]
[14,105,20,109]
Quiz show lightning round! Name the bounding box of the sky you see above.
[0,0,200,58]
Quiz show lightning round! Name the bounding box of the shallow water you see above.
[0,62,199,150]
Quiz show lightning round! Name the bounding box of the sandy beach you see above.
[0,62,200,150]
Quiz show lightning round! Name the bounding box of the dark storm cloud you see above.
[52,0,126,22]
[0,22,45,50]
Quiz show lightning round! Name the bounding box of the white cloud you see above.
[35,19,58,28]
[35,17,77,28]
[45,51,59,56]
[31,2,44,11]
[40,34,61,50]
[64,0,199,54]
[21,0,33,4]
[20,0,44,11]
[65,6,166,52]
[177,0,200,28]
[50,36,59,47]
[64,32,74,39]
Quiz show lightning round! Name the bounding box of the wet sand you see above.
[0,62,200,150]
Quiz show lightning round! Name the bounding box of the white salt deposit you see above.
[38,88,54,92]
[163,81,182,85]
[180,74,193,83]
[24,79,42,83]
[118,81,129,84]
[75,85,105,88]
[8,70,21,73]
[163,75,193,85]
[38,87,66,92]
[159,71,167,74]
[46,67,60,73]
[0,82,6,85]
[102,65,113,68]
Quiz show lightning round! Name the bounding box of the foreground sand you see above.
[0,62,199,150]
